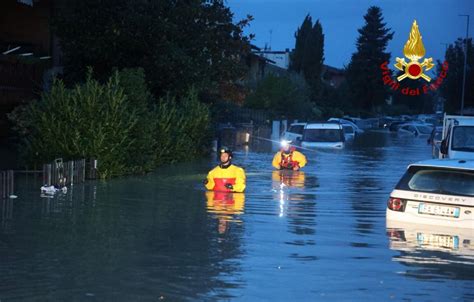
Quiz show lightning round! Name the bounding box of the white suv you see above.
[387,159,474,229]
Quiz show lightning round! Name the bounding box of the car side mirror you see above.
[440,139,448,154]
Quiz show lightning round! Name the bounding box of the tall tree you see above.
[290,15,313,73]
[302,20,325,99]
[52,0,252,99]
[290,16,325,100]
[345,6,393,113]
[439,38,474,114]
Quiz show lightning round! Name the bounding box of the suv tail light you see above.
[387,198,407,212]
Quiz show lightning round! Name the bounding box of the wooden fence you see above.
[42,158,98,187]
[0,170,14,199]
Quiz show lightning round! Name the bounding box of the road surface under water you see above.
[1,131,473,301]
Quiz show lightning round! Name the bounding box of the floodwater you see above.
[1,131,473,301]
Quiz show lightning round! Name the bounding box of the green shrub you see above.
[9,69,211,178]
[152,89,211,164]
[10,71,145,177]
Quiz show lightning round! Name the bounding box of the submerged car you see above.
[386,159,474,228]
[397,123,433,136]
[389,121,406,132]
[327,118,364,134]
[301,122,345,149]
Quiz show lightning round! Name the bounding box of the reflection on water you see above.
[0,198,13,233]
[206,191,245,234]
[271,170,307,189]
[0,132,473,301]
[387,221,474,279]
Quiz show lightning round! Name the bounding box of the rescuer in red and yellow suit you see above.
[272,140,307,171]
[204,148,246,193]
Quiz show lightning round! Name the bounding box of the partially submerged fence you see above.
[0,158,99,198]
[0,170,14,199]
[42,158,98,187]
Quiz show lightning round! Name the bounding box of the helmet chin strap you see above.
[220,158,231,168]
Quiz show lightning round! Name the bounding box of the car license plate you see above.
[418,203,460,218]
[416,233,459,249]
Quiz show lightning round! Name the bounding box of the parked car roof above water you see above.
[327,118,364,133]
[398,122,434,134]
[305,122,342,129]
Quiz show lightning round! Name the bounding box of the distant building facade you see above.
[252,49,290,70]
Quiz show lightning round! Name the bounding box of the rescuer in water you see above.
[204,147,246,192]
[272,140,307,171]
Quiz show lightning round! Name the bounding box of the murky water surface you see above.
[1,131,473,301]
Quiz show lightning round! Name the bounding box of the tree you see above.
[52,0,253,99]
[290,15,313,73]
[345,6,394,113]
[302,20,324,99]
[439,38,474,113]
[290,16,325,100]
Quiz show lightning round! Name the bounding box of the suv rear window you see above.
[396,166,474,197]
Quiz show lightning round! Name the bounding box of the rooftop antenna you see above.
[269,29,273,51]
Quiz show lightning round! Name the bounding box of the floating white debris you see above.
[40,185,57,194]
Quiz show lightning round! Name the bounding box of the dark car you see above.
[389,121,406,132]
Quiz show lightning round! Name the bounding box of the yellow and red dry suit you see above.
[205,164,246,192]
[272,147,307,170]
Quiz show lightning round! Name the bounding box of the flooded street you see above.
[1,131,473,301]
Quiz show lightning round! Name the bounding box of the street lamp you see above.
[459,14,470,116]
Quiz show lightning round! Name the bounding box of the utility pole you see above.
[459,14,470,116]
[269,29,273,51]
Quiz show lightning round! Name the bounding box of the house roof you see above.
[17,0,34,6]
